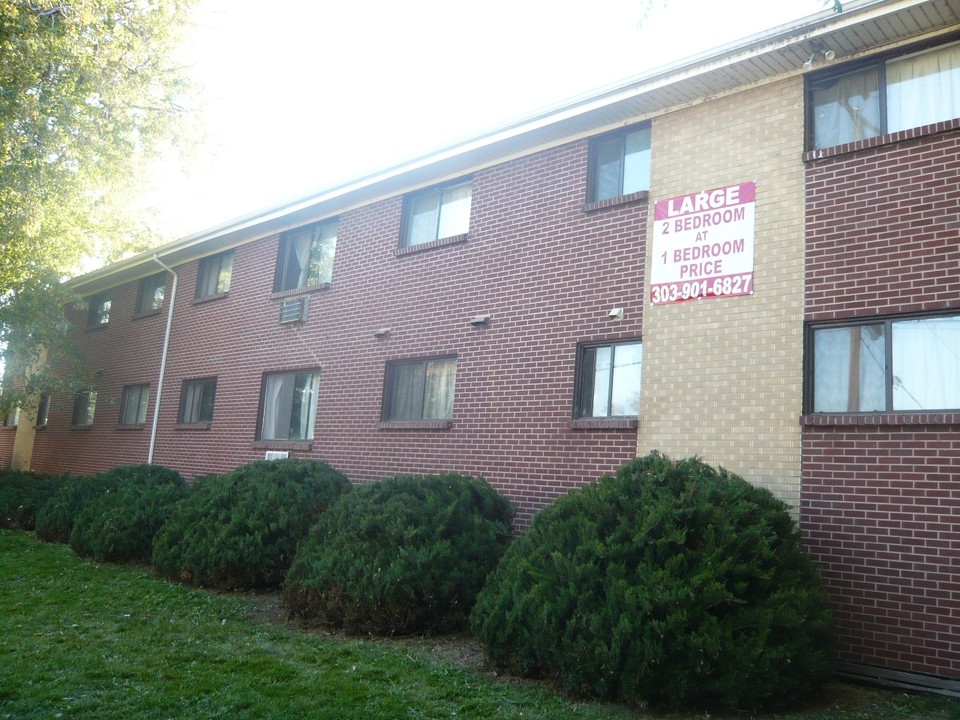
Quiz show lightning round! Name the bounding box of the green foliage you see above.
[68,464,187,563]
[285,474,514,635]
[470,452,835,711]
[0,469,69,529]
[34,470,122,543]
[152,459,351,589]
[0,0,195,411]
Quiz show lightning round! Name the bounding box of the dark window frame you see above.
[119,384,150,426]
[586,123,652,203]
[136,272,166,316]
[805,34,960,151]
[400,178,473,249]
[805,310,960,414]
[36,394,50,428]
[195,250,234,299]
[256,368,321,442]
[71,389,97,427]
[382,355,458,422]
[86,292,112,327]
[274,218,339,292]
[178,377,217,424]
[573,339,643,420]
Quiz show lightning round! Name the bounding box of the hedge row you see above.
[1,453,834,710]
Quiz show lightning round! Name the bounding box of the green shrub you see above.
[68,465,187,563]
[0,471,69,530]
[35,472,123,543]
[470,452,834,711]
[152,459,350,589]
[285,474,513,635]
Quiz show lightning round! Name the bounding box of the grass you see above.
[1,530,958,720]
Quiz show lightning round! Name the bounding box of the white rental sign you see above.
[650,181,756,305]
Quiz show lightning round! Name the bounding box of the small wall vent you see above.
[279,297,309,324]
[264,451,289,461]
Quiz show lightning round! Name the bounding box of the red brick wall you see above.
[31,139,647,526]
[0,426,13,468]
[803,125,960,679]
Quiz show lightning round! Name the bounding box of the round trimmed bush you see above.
[470,453,834,711]
[152,459,350,589]
[0,470,69,530]
[69,464,187,563]
[35,472,123,543]
[285,474,514,635]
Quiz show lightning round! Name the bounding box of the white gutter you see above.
[148,255,178,465]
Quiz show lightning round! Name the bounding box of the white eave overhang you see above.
[68,0,960,295]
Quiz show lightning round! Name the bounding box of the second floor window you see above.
[383,357,457,421]
[119,384,150,425]
[809,40,960,149]
[87,292,111,327]
[136,273,166,315]
[402,179,472,248]
[589,125,651,202]
[275,220,338,291]
[196,251,234,299]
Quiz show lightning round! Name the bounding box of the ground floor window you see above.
[383,356,457,421]
[119,385,150,425]
[810,313,960,412]
[575,340,642,418]
[259,370,319,440]
[179,378,217,424]
[72,389,97,426]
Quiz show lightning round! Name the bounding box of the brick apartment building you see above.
[2,0,958,691]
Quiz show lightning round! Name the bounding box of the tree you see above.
[0,0,194,413]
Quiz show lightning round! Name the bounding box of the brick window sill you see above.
[116,424,146,431]
[174,422,213,431]
[570,417,639,430]
[269,283,331,301]
[85,324,109,332]
[193,291,229,305]
[70,424,94,431]
[802,118,960,162]
[396,234,467,257]
[583,190,649,213]
[378,420,453,431]
[133,310,162,320]
[800,412,960,427]
[252,440,312,451]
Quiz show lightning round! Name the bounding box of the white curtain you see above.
[591,346,612,417]
[261,374,286,439]
[437,182,472,240]
[423,360,457,420]
[293,231,312,289]
[887,42,960,133]
[406,192,440,246]
[892,317,960,410]
[811,67,881,148]
[622,127,651,195]
[813,326,886,412]
[295,373,319,440]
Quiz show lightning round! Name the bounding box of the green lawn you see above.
[1,530,957,720]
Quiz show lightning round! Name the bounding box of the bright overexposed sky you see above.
[144,0,831,239]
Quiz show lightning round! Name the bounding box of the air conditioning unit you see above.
[279,297,309,324]
[264,451,289,461]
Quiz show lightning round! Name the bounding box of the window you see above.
[402,179,472,248]
[810,314,960,412]
[589,125,651,202]
[575,341,642,418]
[809,40,960,149]
[87,292,111,327]
[383,357,457,421]
[72,389,97,426]
[119,384,150,425]
[36,394,50,427]
[259,370,319,441]
[195,251,234,299]
[275,220,337,291]
[179,378,217,424]
[3,407,19,428]
[136,273,166,315]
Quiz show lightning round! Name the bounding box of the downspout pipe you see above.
[148,255,178,465]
